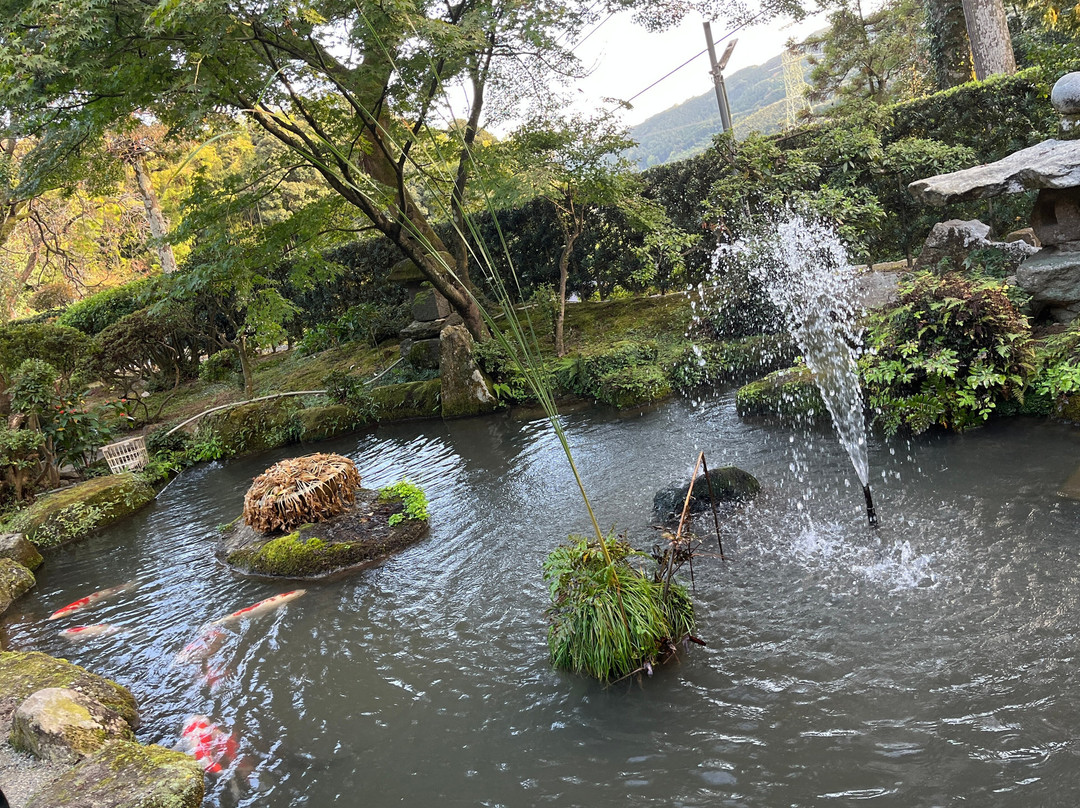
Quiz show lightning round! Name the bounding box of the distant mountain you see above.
[626,52,797,169]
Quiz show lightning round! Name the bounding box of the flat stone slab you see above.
[909,139,1080,205]
[1058,465,1080,500]
[219,488,429,578]
[23,740,203,808]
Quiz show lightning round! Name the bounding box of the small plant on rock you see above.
[378,480,429,526]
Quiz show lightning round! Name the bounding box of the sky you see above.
[567,10,830,127]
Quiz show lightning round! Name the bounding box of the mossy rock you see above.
[575,340,660,397]
[736,366,826,422]
[0,532,43,570]
[24,740,203,808]
[370,379,441,421]
[10,686,135,764]
[220,488,429,578]
[671,334,798,392]
[297,404,362,443]
[653,467,761,518]
[0,557,35,615]
[596,364,673,409]
[0,651,138,727]
[1059,393,1080,423]
[201,398,303,457]
[4,474,156,549]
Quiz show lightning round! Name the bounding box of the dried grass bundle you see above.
[243,453,362,533]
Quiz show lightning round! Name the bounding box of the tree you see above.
[801,0,933,113]
[924,0,975,89]
[505,114,671,355]
[961,0,1017,79]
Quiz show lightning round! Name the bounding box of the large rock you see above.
[201,398,302,457]
[654,468,761,519]
[439,325,496,418]
[1016,251,1080,322]
[370,379,441,421]
[0,652,138,728]
[0,532,42,570]
[296,404,362,443]
[913,219,1036,273]
[2,474,156,549]
[0,557,35,615]
[736,366,827,422]
[220,487,429,578]
[10,687,134,764]
[24,740,203,808]
[908,139,1080,205]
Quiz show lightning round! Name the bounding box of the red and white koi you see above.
[174,625,231,665]
[179,715,238,774]
[59,624,122,641]
[48,582,137,621]
[206,589,306,627]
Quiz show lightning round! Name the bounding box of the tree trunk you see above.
[554,212,581,359]
[236,336,255,398]
[924,0,974,89]
[961,0,1016,80]
[131,153,178,274]
[5,227,41,319]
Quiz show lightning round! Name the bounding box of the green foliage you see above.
[0,426,45,502]
[670,334,798,392]
[322,370,379,420]
[92,303,200,395]
[56,279,153,335]
[378,481,429,526]
[0,322,93,386]
[1032,323,1080,404]
[31,502,105,549]
[860,273,1037,434]
[198,350,242,386]
[543,533,694,680]
[297,302,410,355]
[574,341,659,399]
[189,427,225,463]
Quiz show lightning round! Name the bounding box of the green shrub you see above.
[574,341,658,398]
[92,304,199,394]
[860,272,1037,434]
[198,350,241,385]
[323,369,380,420]
[57,278,154,335]
[0,323,94,386]
[1032,322,1080,412]
[543,533,694,680]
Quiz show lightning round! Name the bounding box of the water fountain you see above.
[711,210,878,528]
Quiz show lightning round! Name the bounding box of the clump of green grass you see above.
[543,533,694,681]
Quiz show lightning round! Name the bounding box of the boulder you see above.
[10,687,134,764]
[220,487,429,578]
[736,366,827,422]
[439,325,497,418]
[913,219,1036,274]
[0,652,138,728]
[24,740,203,808]
[0,532,43,570]
[200,398,302,457]
[297,404,362,443]
[405,337,442,370]
[2,474,156,549]
[0,557,35,615]
[654,467,761,518]
[1005,227,1040,247]
[1016,251,1080,321]
[370,379,441,421]
[908,139,1080,205]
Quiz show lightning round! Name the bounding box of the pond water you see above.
[4,394,1080,807]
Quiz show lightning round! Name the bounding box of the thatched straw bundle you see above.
[243,453,362,533]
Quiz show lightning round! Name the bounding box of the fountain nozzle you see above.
[863,483,878,530]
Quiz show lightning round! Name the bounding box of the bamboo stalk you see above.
[700,453,726,561]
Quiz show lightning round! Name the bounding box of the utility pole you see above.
[703,22,737,141]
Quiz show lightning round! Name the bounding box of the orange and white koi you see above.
[48,582,137,621]
[179,715,238,774]
[174,625,231,665]
[59,624,122,641]
[206,589,306,627]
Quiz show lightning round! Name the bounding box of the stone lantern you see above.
[909,72,1080,323]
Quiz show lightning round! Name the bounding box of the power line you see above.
[624,48,708,104]
[571,11,616,53]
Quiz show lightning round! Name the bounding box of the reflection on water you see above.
[4,393,1080,807]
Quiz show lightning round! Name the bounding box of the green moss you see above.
[736,366,826,422]
[0,652,138,725]
[201,398,303,457]
[227,531,345,576]
[24,740,203,808]
[1060,394,1080,423]
[297,403,361,442]
[370,379,441,421]
[596,364,672,409]
[4,474,156,549]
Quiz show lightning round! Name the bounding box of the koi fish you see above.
[48,582,137,621]
[174,625,231,665]
[206,590,306,627]
[179,715,238,774]
[59,624,122,641]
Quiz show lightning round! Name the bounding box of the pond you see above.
[3,393,1080,807]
